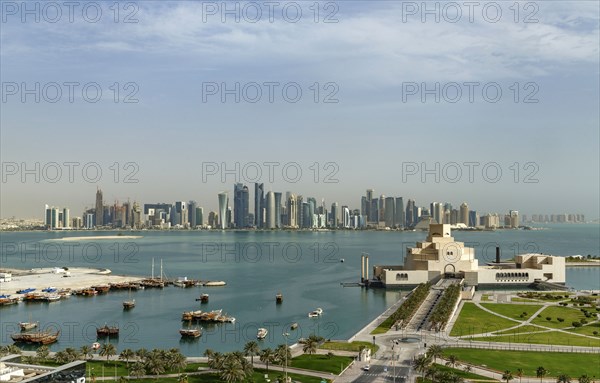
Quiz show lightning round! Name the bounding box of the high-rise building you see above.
[406,199,415,227]
[265,191,276,229]
[175,201,187,227]
[218,192,228,229]
[468,210,478,227]
[188,201,197,227]
[95,188,104,227]
[208,211,218,227]
[379,195,386,223]
[509,210,519,228]
[62,208,70,228]
[459,202,469,225]
[384,197,395,227]
[331,202,339,228]
[254,183,264,228]
[432,202,444,224]
[395,197,405,228]
[274,192,282,228]
[195,207,204,227]
[342,205,351,228]
[286,194,297,228]
[370,198,379,223]
[365,189,374,223]
[234,183,249,228]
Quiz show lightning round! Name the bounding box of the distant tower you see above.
[218,192,228,229]
[63,208,70,228]
[287,194,297,227]
[331,202,339,228]
[254,183,264,228]
[234,183,249,228]
[274,192,282,228]
[95,188,104,226]
[395,197,405,228]
[460,202,469,225]
[384,197,395,227]
[265,191,276,229]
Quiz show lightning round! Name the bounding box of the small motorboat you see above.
[291,323,298,330]
[257,328,268,340]
[308,308,323,318]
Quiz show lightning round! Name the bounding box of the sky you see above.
[1,1,599,219]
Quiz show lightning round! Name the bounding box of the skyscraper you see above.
[218,192,228,229]
[384,197,395,227]
[234,183,249,228]
[188,201,197,227]
[274,192,282,228]
[265,191,276,229]
[287,194,297,227]
[331,202,339,228]
[460,202,469,225]
[342,206,351,228]
[366,189,374,223]
[62,208,70,228]
[395,197,405,228]
[195,207,204,227]
[254,183,264,228]
[406,199,415,227]
[95,188,103,227]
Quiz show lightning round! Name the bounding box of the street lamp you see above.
[283,332,290,383]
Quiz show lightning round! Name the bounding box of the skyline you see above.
[1,1,599,219]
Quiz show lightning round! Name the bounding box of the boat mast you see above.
[160,259,163,282]
[151,258,154,279]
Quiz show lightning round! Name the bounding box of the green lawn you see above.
[450,303,520,336]
[416,363,497,382]
[531,306,588,329]
[481,303,543,320]
[320,341,379,353]
[442,348,600,377]
[492,325,547,335]
[568,322,600,336]
[290,354,353,374]
[371,316,395,334]
[83,360,204,377]
[476,330,600,347]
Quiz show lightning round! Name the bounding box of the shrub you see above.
[557,318,564,322]
[572,322,582,328]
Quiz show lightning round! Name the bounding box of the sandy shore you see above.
[49,236,143,241]
[0,267,142,295]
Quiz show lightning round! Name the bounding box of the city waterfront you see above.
[0,224,598,355]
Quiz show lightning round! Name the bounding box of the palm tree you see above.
[203,349,214,359]
[220,353,246,383]
[100,343,117,362]
[445,354,459,369]
[427,345,443,364]
[274,344,291,367]
[54,351,69,364]
[426,366,438,383]
[578,375,591,383]
[178,373,188,383]
[65,348,80,362]
[120,348,135,365]
[503,370,514,383]
[557,375,571,383]
[36,345,50,362]
[537,367,548,383]
[412,355,432,382]
[302,338,318,358]
[129,362,146,379]
[135,348,149,362]
[463,365,472,373]
[80,345,92,360]
[145,353,166,378]
[516,369,524,383]
[169,349,187,374]
[243,341,260,366]
[260,348,276,372]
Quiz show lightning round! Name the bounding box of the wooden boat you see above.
[196,294,209,303]
[11,330,60,345]
[92,285,110,294]
[257,328,268,340]
[97,325,119,337]
[0,296,19,306]
[123,299,135,309]
[179,328,202,338]
[19,322,38,331]
[276,293,283,304]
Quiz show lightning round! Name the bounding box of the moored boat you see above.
[257,328,268,340]
[19,322,38,331]
[123,299,135,309]
[179,328,202,338]
[290,323,298,330]
[11,330,60,345]
[308,308,323,317]
[276,293,283,304]
[203,281,226,287]
[196,294,209,303]
[97,324,119,337]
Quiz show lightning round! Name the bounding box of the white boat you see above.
[92,342,100,350]
[308,308,323,317]
[257,328,268,339]
[204,281,226,287]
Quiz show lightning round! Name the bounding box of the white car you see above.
[363,365,370,371]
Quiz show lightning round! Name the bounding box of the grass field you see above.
[492,325,548,335]
[569,322,600,336]
[416,363,497,382]
[290,354,353,374]
[477,330,600,347]
[450,303,519,336]
[531,306,589,329]
[480,303,543,320]
[320,341,379,353]
[371,316,395,334]
[441,348,600,377]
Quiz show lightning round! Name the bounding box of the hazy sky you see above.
[1,1,599,219]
